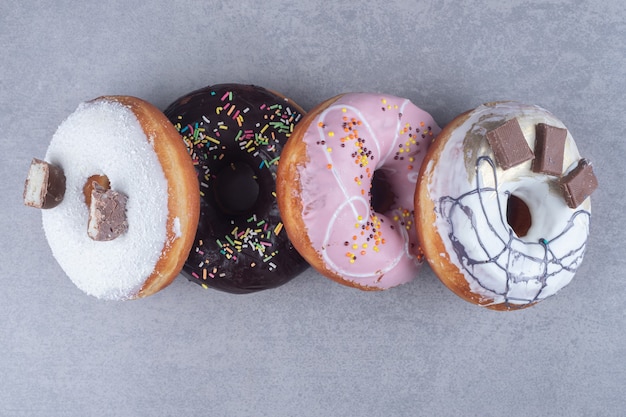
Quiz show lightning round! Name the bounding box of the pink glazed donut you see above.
[277,93,441,290]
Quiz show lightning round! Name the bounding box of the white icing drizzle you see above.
[318,102,413,278]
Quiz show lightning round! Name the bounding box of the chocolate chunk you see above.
[560,159,598,208]
[532,123,567,176]
[87,183,129,241]
[485,118,534,170]
[23,158,66,209]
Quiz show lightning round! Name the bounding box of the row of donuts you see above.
[24,84,597,310]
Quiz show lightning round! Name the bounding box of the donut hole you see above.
[370,170,396,213]
[83,174,110,206]
[214,161,260,215]
[506,194,532,238]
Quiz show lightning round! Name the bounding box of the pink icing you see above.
[296,93,441,289]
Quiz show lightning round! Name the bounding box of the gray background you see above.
[1,1,624,416]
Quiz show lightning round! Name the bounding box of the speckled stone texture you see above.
[1,0,624,416]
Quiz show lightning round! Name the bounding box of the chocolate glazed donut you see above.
[164,84,309,293]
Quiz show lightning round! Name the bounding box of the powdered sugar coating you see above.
[43,99,169,300]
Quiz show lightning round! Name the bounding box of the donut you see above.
[163,84,309,293]
[416,101,598,310]
[277,93,441,290]
[28,96,200,300]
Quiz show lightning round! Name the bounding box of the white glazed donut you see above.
[416,101,596,310]
[278,93,441,290]
[39,96,199,300]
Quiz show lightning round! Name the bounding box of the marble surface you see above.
[1,1,625,416]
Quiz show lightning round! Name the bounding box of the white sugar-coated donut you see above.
[416,101,592,310]
[278,93,440,290]
[42,96,199,300]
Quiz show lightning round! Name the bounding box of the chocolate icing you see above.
[164,84,309,293]
[485,118,534,170]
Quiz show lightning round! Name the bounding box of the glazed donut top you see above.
[42,99,174,300]
[420,101,592,307]
[283,93,440,289]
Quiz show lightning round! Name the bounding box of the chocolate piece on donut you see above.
[23,158,66,209]
[532,123,567,176]
[87,182,129,241]
[164,84,309,294]
[485,118,534,170]
[560,158,598,208]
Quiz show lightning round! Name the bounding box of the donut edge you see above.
[100,96,200,299]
